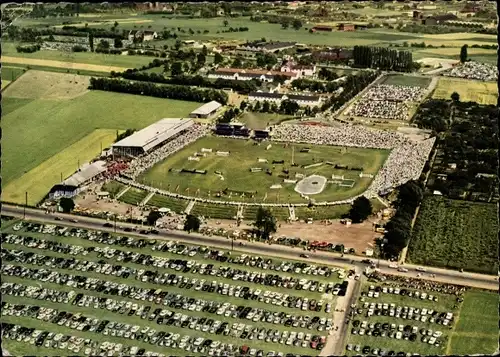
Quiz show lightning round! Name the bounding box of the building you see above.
[312,25,334,32]
[413,10,423,19]
[189,101,222,119]
[280,61,316,77]
[237,41,296,53]
[422,14,458,25]
[112,118,194,157]
[312,48,353,61]
[128,30,158,42]
[248,92,322,107]
[214,123,250,137]
[208,68,299,83]
[338,23,355,31]
[48,161,108,199]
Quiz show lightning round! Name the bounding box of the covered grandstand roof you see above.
[113,118,194,152]
[190,101,222,116]
[61,160,108,187]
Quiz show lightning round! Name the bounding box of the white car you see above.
[398,267,409,273]
[416,267,426,272]
[388,263,398,269]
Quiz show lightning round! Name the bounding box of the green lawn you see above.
[147,194,189,213]
[240,112,297,130]
[191,203,239,220]
[119,187,149,205]
[2,41,157,69]
[2,88,200,191]
[1,66,27,81]
[380,75,432,88]
[101,181,127,198]
[408,197,498,275]
[139,136,389,205]
[448,290,499,355]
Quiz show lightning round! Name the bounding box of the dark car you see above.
[103,223,113,228]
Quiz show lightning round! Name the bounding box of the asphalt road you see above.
[2,204,497,291]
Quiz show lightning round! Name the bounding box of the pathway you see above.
[185,201,195,215]
[237,205,244,219]
[288,206,296,221]
[140,192,155,206]
[115,186,130,200]
[375,195,390,208]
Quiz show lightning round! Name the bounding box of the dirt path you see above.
[2,56,128,73]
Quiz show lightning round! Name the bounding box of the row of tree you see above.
[88,77,228,104]
[353,46,413,72]
[383,180,424,258]
[114,71,260,95]
[16,44,41,53]
[218,107,241,124]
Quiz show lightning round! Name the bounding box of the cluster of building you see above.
[127,30,158,42]
[247,92,322,107]
[208,68,298,83]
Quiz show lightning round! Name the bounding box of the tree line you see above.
[353,46,413,72]
[88,77,228,104]
[383,180,424,258]
[16,44,41,53]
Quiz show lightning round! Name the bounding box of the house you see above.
[312,25,333,32]
[338,23,355,31]
[208,68,299,83]
[280,61,316,77]
[128,30,157,42]
[238,41,296,53]
[248,91,322,107]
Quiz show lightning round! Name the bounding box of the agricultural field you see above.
[448,290,499,355]
[138,136,389,205]
[1,220,345,356]
[2,71,200,204]
[2,129,118,206]
[408,197,498,275]
[432,77,498,105]
[239,112,297,130]
[2,41,155,71]
[379,75,431,88]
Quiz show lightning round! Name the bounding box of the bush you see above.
[72,45,87,52]
[16,44,41,53]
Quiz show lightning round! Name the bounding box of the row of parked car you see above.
[1,302,262,356]
[11,222,343,279]
[346,344,415,357]
[365,285,440,302]
[1,244,332,315]
[2,322,164,357]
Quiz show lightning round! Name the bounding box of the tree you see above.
[214,52,223,64]
[292,19,302,30]
[114,21,119,29]
[114,38,123,49]
[281,21,289,29]
[60,197,75,213]
[348,196,373,223]
[280,99,299,115]
[262,100,270,113]
[147,210,162,226]
[254,207,277,239]
[197,52,206,65]
[240,101,248,111]
[460,44,468,63]
[451,91,460,103]
[223,19,229,27]
[201,45,208,56]
[171,61,183,76]
[184,214,201,232]
[88,32,94,52]
[163,62,170,73]
[174,39,181,50]
[232,57,242,68]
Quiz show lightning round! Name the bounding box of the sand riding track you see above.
[2,56,127,73]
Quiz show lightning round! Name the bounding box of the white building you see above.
[208,68,299,83]
[189,101,222,119]
[248,92,322,107]
[48,161,108,199]
[280,62,316,77]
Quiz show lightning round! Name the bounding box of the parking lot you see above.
[1,220,349,356]
[343,279,464,356]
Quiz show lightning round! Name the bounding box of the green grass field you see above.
[138,136,389,205]
[3,62,111,77]
[2,41,156,69]
[1,66,27,81]
[432,77,498,105]
[408,197,498,275]
[239,112,297,130]
[2,129,118,205]
[101,181,127,198]
[119,187,149,205]
[191,202,239,220]
[380,75,431,88]
[2,72,200,204]
[147,194,189,213]
[448,290,499,355]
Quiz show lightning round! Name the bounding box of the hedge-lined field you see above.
[408,196,498,274]
[147,194,188,214]
[118,188,149,205]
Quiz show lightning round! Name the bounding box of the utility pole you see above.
[23,192,27,219]
[114,214,117,233]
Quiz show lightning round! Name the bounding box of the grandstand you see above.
[214,122,251,137]
[112,118,194,157]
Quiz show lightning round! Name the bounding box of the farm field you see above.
[379,75,431,88]
[407,197,498,275]
[1,80,12,89]
[2,42,155,70]
[448,290,499,355]
[2,71,200,199]
[1,221,343,356]
[3,62,111,77]
[345,281,461,357]
[2,129,118,206]
[432,77,498,105]
[138,136,389,205]
[239,112,297,130]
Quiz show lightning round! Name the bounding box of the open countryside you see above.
[1,1,498,357]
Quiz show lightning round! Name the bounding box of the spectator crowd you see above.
[121,124,209,180]
[444,61,498,82]
[344,84,426,121]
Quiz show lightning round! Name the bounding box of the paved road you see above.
[2,205,497,291]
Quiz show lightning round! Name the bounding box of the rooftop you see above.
[190,101,222,115]
[62,161,107,187]
[113,118,194,151]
